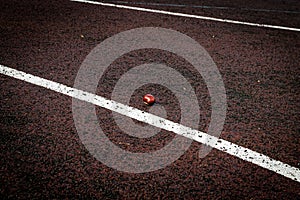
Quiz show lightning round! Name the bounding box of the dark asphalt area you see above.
[0,0,299,199]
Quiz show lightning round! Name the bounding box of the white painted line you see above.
[1,64,299,182]
[70,0,300,32]
[109,1,300,14]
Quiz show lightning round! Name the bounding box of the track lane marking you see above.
[0,64,299,182]
[109,1,300,14]
[70,0,300,32]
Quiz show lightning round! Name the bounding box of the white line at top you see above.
[70,0,300,32]
[0,64,299,182]
[109,1,300,14]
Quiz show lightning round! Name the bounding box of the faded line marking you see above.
[108,1,300,14]
[70,0,300,32]
[0,64,299,182]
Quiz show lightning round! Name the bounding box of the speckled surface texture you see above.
[0,0,299,199]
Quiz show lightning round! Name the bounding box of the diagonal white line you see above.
[0,64,299,182]
[70,0,300,32]
[108,1,300,14]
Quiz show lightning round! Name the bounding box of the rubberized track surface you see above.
[1,0,299,199]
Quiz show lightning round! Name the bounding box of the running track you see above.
[1,0,299,199]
